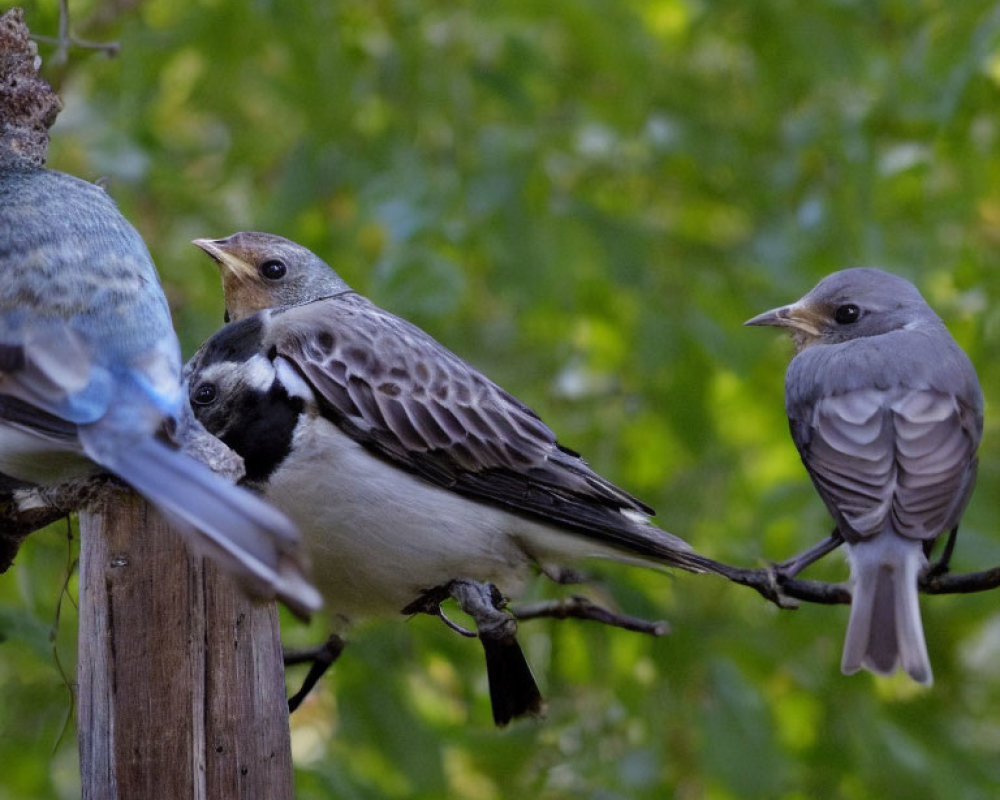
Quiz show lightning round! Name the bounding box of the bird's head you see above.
[192,232,351,323]
[744,267,940,351]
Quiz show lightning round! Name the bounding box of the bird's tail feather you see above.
[481,634,544,726]
[80,431,321,618]
[842,535,931,685]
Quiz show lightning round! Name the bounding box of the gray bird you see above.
[746,267,983,684]
[0,167,320,616]
[186,231,715,722]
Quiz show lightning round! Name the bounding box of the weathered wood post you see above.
[77,497,294,800]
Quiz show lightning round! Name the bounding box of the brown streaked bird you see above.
[186,232,717,724]
[747,267,983,684]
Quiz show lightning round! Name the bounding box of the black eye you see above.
[259,259,286,280]
[192,383,217,406]
[834,303,860,324]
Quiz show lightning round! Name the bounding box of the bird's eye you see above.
[834,303,861,324]
[192,383,217,405]
[260,259,287,280]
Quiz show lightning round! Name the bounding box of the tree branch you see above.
[709,548,1000,609]
[920,566,1000,595]
[0,476,124,572]
[512,595,671,636]
[30,0,119,65]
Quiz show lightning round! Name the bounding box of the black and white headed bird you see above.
[746,267,983,684]
[186,232,715,723]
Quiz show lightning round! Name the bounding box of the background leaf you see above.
[4,1,1000,797]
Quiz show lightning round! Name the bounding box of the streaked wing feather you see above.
[271,295,665,549]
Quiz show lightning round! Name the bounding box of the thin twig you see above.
[30,0,119,64]
[512,595,670,636]
[30,33,120,58]
[712,548,1000,609]
[284,634,347,712]
[51,516,78,752]
[921,566,1000,595]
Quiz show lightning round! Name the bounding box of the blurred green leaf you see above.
[6,0,1000,797]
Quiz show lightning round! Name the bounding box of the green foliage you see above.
[4,0,1000,796]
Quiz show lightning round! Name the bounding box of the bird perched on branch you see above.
[186,231,716,724]
[746,268,983,684]
[0,167,320,617]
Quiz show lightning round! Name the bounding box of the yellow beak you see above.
[192,238,256,281]
[744,302,824,337]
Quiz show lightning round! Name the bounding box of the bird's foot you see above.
[694,555,800,609]
[772,529,844,579]
[744,564,802,610]
[284,633,347,712]
[698,529,852,609]
[445,579,518,643]
[402,583,482,637]
[405,580,543,726]
[925,525,959,581]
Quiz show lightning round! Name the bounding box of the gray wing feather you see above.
[790,381,977,542]
[891,390,978,536]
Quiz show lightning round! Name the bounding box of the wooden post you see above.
[77,493,294,800]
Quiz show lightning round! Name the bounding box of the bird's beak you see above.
[192,238,256,281]
[744,302,823,337]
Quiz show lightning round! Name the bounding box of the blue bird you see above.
[0,166,320,616]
